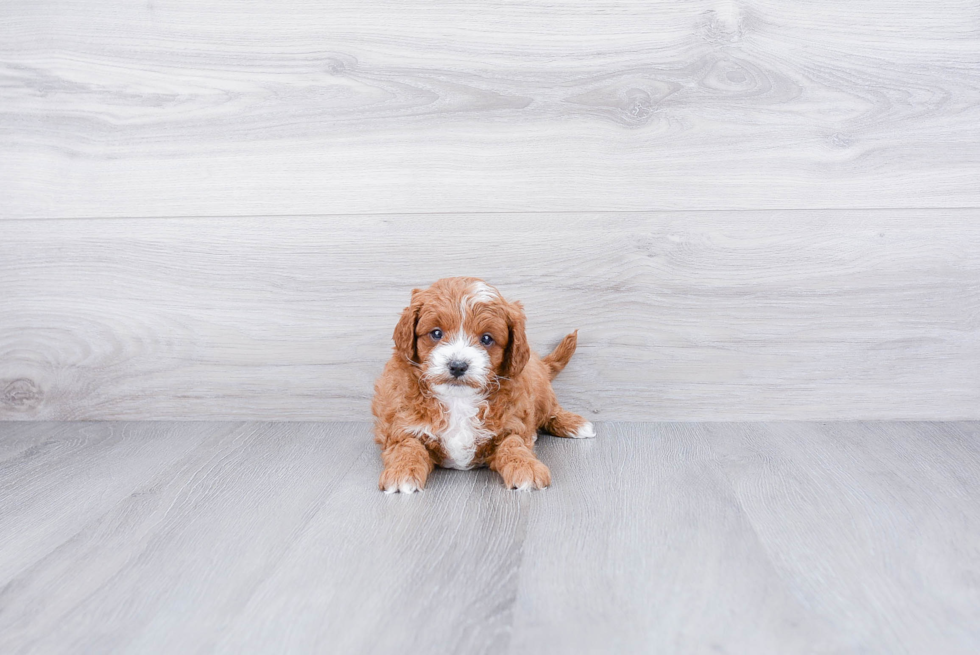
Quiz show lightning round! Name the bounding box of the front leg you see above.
[489,434,551,491]
[379,436,434,494]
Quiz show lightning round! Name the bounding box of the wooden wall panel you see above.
[2,0,979,218]
[2,210,977,420]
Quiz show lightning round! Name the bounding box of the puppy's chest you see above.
[431,394,493,470]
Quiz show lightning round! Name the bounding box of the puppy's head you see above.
[393,277,529,391]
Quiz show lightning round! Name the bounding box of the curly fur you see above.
[372,277,594,493]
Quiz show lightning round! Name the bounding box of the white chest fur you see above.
[431,384,492,470]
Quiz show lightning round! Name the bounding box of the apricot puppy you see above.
[372,277,595,493]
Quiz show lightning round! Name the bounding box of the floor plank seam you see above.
[6,205,980,222]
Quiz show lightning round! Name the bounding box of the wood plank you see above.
[2,421,978,653]
[0,421,70,462]
[510,423,845,654]
[2,1,979,218]
[0,422,245,585]
[0,422,369,653]
[213,433,527,655]
[509,422,980,654]
[0,421,525,654]
[2,210,978,421]
[704,421,980,654]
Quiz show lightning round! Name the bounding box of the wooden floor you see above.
[2,421,978,654]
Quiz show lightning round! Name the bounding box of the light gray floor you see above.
[1,422,978,654]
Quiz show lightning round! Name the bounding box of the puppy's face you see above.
[393,277,529,391]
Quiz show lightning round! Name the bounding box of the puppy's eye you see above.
[480,333,494,346]
[430,329,443,340]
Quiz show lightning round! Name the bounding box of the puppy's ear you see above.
[393,289,423,363]
[501,300,530,378]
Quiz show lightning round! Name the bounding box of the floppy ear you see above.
[393,289,422,363]
[501,300,530,378]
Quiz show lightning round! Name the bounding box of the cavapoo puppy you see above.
[372,276,595,493]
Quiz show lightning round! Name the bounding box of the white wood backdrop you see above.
[2,1,979,420]
[1,0,979,217]
[2,211,978,420]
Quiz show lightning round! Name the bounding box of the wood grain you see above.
[0,422,370,653]
[1,421,978,653]
[0,422,247,585]
[510,422,980,654]
[510,423,841,654]
[2,1,979,218]
[2,210,978,421]
[703,421,980,654]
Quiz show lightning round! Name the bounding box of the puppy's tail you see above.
[542,330,578,380]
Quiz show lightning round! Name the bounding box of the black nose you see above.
[448,360,469,378]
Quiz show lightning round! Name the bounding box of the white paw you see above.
[571,422,596,439]
[380,471,423,494]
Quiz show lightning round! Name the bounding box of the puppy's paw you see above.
[500,458,551,491]
[545,411,596,439]
[379,466,426,494]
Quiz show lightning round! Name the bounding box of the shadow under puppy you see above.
[373,276,595,493]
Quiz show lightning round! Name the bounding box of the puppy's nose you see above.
[448,360,469,378]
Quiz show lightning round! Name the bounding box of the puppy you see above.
[372,277,595,493]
